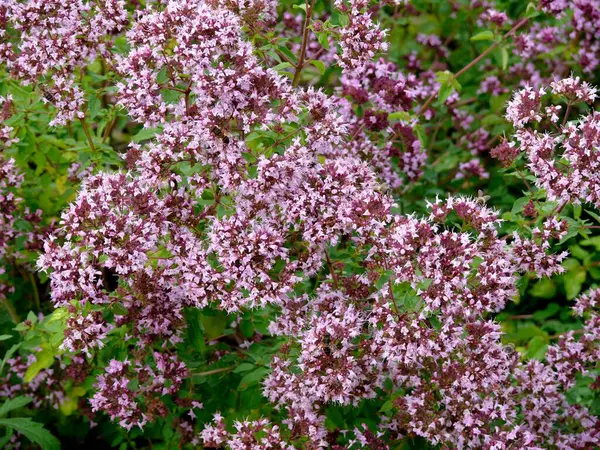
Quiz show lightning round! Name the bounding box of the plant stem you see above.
[428,119,443,151]
[452,97,477,108]
[349,123,365,142]
[325,250,339,289]
[388,277,401,320]
[2,298,20,324]
[562,101,572,127]
[551,198,569,216]
[79,117,96,152]
[549,328,584,340]
[184,86,192,115]
[102,113,117,143]
[192,366,234,376]
[485,134,499,149]
[515,167,540,208]
[292,0,315,87]
[418,17,529,117]
[28,272,40,311]
[507,314,534,320]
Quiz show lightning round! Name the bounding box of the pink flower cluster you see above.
[115,0,298,129]
[0,155,43,303]
[61,311,112,357]
[502,76,600,208]
[334,0,389,72]
[338,59,428,187]
[531,1,600,73]
[0,157,23,261]
[0,95,17,147]
[0,351,87,410]
[548,288,600,388]
[36,0,425,430]
[263,196,590,448]
[201,414,294,449]
[0,0,127,125]
[90,353,187,430]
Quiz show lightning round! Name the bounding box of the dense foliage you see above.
[1,0,600,448]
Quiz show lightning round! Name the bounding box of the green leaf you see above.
[532,303,560,322]
[379,399,395,413]
[26,311,37,324]
[24,349,55,383]
[525,2,540,18]
[292,3,307,13]
[526,336,548,360]
[59,396,79,416]
[87,95,101,120]
[581,236,600,251]
[0,429,12,449]
[233,363,255,373]
[132,127,162,143]
[238,367,270,391]
[569,244,589,261]
[278,46,297,64]
[435,70,460,104]
[325,406,345,429]
[470,30,494,42]
[185,309,206,354]
[111,303,128,316]
[317,32,330,50]
[0,418,60,450]
[155,66,169,84]
[273,62,293,71]
[438,83,455,104]
[239,318,255,338]
[0,397,32,417]
[511,196,529,214]
[309,59,326,75]
[200,312,228,340]
[501,47,509,71]
[388,111,412,122]
[337,13,350,28]
[586,209,600,223]
[529,278,556,299]
[563,262,587,300]
[0,344,21,375]
[507,323,547,344]
[559,218,581,244]
[47,308,69,324]
[435,70,453,84]
[0,335,12,341]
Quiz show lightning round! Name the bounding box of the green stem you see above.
[2,298,20,324]
[79,117,96,152]
[192,366,234,376]
[28,271,40,311]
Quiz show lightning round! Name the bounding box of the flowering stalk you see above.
[292,0,316,87]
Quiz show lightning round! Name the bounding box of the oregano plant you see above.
[0,0,600,449]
